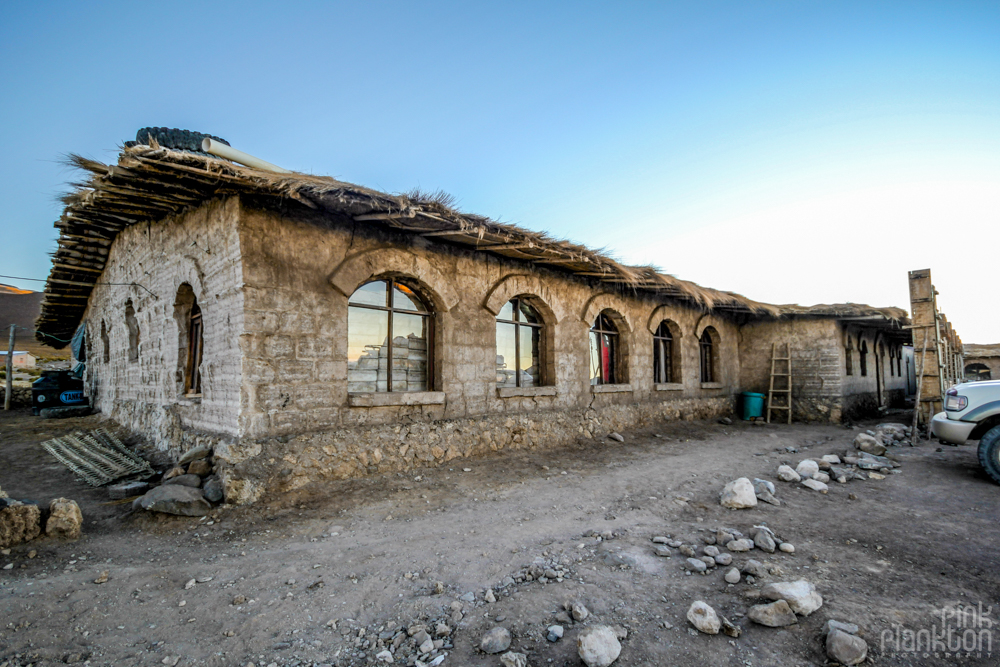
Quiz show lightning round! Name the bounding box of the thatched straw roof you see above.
[35,141,908,347]
[774,303,910,326]
[965,343,1000,359]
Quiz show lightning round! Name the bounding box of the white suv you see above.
[931,380,1000,484]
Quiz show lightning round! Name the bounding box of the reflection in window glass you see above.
[653,321,674,384]
[347,280,431,392]
[590,312,618,385]
[495,298,544,388]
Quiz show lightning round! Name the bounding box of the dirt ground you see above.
[1,407,998,667]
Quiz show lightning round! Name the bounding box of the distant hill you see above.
[0,284,70,359]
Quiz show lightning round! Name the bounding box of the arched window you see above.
[859,340,868,377]
[966,363,991,382]
[589,311,620,385]
[347,279,431,393]
[844,338,854,376]
[174,284,203,397]
[496,297,543,388]
[889,346,896,377]
[699,328,716,383]
[653,320,678,384]
[125,300,140,363]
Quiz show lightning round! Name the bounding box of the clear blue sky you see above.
[1,1,997,340]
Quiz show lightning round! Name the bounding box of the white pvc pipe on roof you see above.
[201,138,291,174]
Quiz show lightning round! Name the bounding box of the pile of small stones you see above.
[649,524,794,578]
[125,445,225,516]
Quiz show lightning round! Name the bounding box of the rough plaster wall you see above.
[83,198,245,447]
[738,319,844,422]
[235,203,742,441]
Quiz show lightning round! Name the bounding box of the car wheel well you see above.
[970,415,1000,441]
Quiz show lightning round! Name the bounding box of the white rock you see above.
[801,479,829,493]
[686,601,722,634]
[724,567,741,584]
[500,651,529,667]
[826,629,868,665]
[776,465,801,482]
[719,477,757,509]
[376,650,394,663]
[812,472,831,483]
[703,545,720,557]
[779,542,795,553]
[577,625,622,667]
[795,460,819,477]
[821,455,841,464]
[760,579,823,616]
[726,538,754,552]
[714,553,733,566]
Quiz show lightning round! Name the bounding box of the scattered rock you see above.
[577,625,621,667]
[821,455,841,464]
[853,433,886,456]
[822,620,860,636]
[742,559,768,577]
[653,545,673,557]
[45,498,82,540]
[714,553,733,566]
[760,579,823,616]
[500,651,528,667]
[232,595,247,605]
[754,531,776,553]
[726,539,753,552]
[106,481,150,500]
[703,545,720,557]
[179,445,212,464]
[678,545,696,557]
[376,649,393,663]
[747,600,798,627]
[718,417,733,425]
[779,542,795,553]
[753,478,775,495]
[720,616,741,638]
[608,432,624,443]
[651,536,669,544]
[572,602,590,621]
[812,472,831,483]
[485,589,497,603]
[686,601,721,634]
[795,460,819,477]
[480,626,511,654]
[801,479,829,493]
[826,628,868,665]
[720,477,758,509]
[162,466,186,481]
[547,625,564,642]
[202,476,224,503]
[164,474,202,488]
[93,570,109,584]
[724,567,741,584]
[776,465,801,482]
[685,557,708,572]
[139,485,211,517]
[187,458,213,477]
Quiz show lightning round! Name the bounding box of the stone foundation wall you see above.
[0,386,31,408]
[214,395,734,504]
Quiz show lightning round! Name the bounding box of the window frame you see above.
[653,320,676,384]
[699,329,715,383]
[589,312,620,385]
[495,297,545,388]
[347,279,434,393]
[184,302,204,397]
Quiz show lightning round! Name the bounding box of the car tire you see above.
[977,425,1000,485]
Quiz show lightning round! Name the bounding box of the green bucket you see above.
[741,392,765,420]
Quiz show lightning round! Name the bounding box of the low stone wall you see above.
[0,386,31,408]
[213,395,734,504]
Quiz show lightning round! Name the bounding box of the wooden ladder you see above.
[767,342,792,424]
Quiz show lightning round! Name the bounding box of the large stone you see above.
[720,478,757,509]
[747,600,798,627]
[686,601,721,634]
[165,474,202,488]
[726,538,754,552]
[795,460,819,477]
[0,502,41,548]
[187,459,213,477]
[724,567,741,584]
[46,498,83,539]
[179,445,212,465]
[480,626,511,654]
[853,433,886,456]
[202,476,224,503]
[139,485,211,517]
[760,580,823,616]
[577,625,621,667]
[776,465,801,482]
[826,629,868,665]
[754,531,776,553]
[685,557,708,572]
[801,479,829,493]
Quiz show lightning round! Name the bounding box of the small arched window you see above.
[699,328,716,383]
[589,311,620,385]
[859,340,868,377]
[653,321,678,384]
[496,297,543,388]
[347,279,431,393]
[185,301,204,396]
[125,300,140,363]
[844,338,854,376]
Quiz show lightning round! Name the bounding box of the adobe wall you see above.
[81,198,245,449]
[737,318,844,422]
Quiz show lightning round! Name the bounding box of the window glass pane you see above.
[349,280,387,307]
[519,324,540,387]
[347,306,389,392]
[589,331,602,385]
[497,301,514,322]
[392,283,427,312]
[518,300,540,325]
[496,322,518,387]
[602,333,616,384]
[392,312,428,391]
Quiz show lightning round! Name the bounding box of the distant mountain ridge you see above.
[0,284,68,358]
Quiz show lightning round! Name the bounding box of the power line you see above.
[0,274,158,298]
